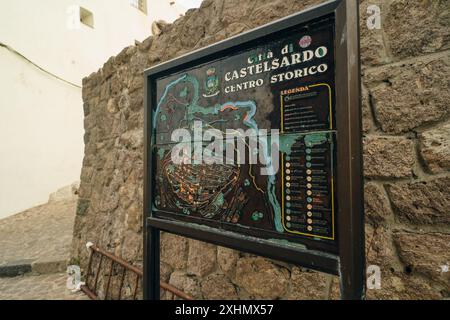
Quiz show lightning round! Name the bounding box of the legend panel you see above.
[280,83,334,132]
[280,84,336,240]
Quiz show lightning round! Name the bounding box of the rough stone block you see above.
[201,273,238,300]
[249,1,298,28]
[160,262,173,283]
[178,9,208,48]
[187,239,216,277]
[286,268,329,300]
[160,233,188,270]
[366,272,444,300]
[364,182,392,226]
[364,54,450,134]
[394,232,450,288]
[115,45,135,65]
[119,129,143,150]
[359,0,390,66]
[217,246,239,275]
[101,56,116,81]
[125,202,141,233]
[361,84,373,133]
[82,102,90,116]
[168,271,202,299]
[76,199,90,216]
[386,177,450,225]
[222,0,257,25]
[138,36,153,52]
[419,121,450,173]
[234,257,289,299]
[120,230,142,262]
[365,225,397,269]
[363,136,415,178]
[331,229,446,299]
[384,0,450,59]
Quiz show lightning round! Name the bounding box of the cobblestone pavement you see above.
[0,185,88,300]
[0,198,76,267]
[0,273,88,300]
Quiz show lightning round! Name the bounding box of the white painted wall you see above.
[0,0,194,219]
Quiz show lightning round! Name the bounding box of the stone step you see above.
[0,258,67,278]
[0,259,33,277]
[0,272,88,300]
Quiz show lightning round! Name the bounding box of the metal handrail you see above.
[81,243,193,300]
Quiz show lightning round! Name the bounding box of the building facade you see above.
[0,0,192,218]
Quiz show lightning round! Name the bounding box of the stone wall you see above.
[71,0,450,299]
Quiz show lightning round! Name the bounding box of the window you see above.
[130,0,147,14]
[80,7,94,28]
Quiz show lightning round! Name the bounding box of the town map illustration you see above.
[150,20,338,250]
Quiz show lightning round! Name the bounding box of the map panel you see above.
[150,18,338,250]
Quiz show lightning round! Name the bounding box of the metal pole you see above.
[336,0,365,300]
[143,70,161,300]
[147,226,160,300]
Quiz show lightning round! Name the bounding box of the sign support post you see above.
[335,0,365,300]
[143,75,161,300]
[144,226,160,300]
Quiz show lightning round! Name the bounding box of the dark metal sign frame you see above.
[144,0,364,300]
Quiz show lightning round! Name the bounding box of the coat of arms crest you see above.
[202,67,220,97]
